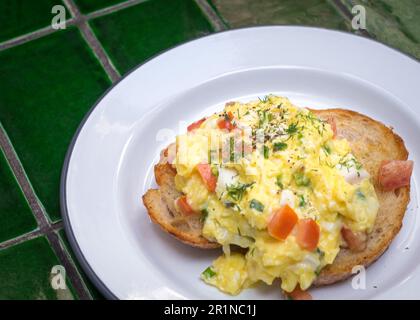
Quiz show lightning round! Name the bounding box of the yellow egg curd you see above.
[173,95,379,294]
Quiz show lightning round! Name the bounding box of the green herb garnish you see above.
[298,195,306,207]
[276,175,283,189]
[226,182,254,202]
[322,144,331,155]
[258,110,269,128]
[316,248,325,258]
[356,190,366,199]
[273,142,287,152]
[338,154,362,172]
[229,136,235,162]
[294,171,310,187]
[263,145,269,159]
[211,165,219,177]
[250,199,264,212]
[285,122,299,135]
[202,266,216,279]
[200,209,209,223]
[258,95,270,103]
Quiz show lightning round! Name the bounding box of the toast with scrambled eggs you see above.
[142,96,412,296]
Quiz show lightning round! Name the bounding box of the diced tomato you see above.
[187,117,206,132]
[341,226,367,252]
[176,196,197,216]
[296,218,320,251]
[326,116,337,138]
[287,285,312,300]
[268,205,298,240]
[378,160,414,191]
[196,163,217,192]
[217,118,236,131]
[217,112,236,131]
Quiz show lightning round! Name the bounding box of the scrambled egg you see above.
[174,95,379,294]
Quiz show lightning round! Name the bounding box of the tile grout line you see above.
[86,0,148,20]
[0,126,50,230]
[46,231,92,300]
[330,0,371,37]
[194,0,227,32]
[0,19,77,52]
[63,0,120,83]
[0,221,63,250]
[0,229,44,250]
[0,124,91,299]
[0,0,145,54]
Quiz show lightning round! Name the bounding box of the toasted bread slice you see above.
[142,150,219,249]
[142,109,410,285]
[312,109,409,285]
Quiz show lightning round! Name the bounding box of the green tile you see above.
[58,229,105,299]
[73,0,127,14]
[90,0,214,74]
[209,0,350,30]
[0,28,111,222]
[0,0,65,43]
[0,148,37,243]
[339,0,420,59]
[0,237,75,299]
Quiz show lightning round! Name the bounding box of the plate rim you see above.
[59,25,420,300]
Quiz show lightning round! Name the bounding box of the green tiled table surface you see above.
[0,0,418,300]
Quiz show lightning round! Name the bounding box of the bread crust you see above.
[142,108,411,285]
[142,162,219,249]
[311,109,410,285]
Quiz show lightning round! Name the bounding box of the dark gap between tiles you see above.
[57,229,105,299]
[46,231,92,300]
[0,126,50,230]
[64,0,120,82]
[0,221,62,250]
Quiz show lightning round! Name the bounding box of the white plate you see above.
[61,26,420,300]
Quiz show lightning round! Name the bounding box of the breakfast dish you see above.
[142,95,413,299]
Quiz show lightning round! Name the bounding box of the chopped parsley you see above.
[202,266,216,279]
[356,190,366,199]
[285,122,299,135]
[298,195,306,207]
[211,165,219,177]
[338,154,362,172]
[258,110,269,128]
[273,142,288,152]
[258,95,270,103]
[250,199,264,212]
[316,248,325,258]
[226,182,254,202]
[322,144,331,155]
[294,171,310,187]
[263,145,269,159]
[223,201,241,211]
[200,209,209,223]
[276,175,283,189]
[229,137,235,162]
